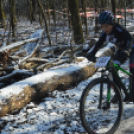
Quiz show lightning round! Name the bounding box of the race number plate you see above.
[95,57,111,68]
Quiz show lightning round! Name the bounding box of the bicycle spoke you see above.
[82,82,121,133]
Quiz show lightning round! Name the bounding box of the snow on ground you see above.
[0,58,90,103]
[0,59,134,134]
[0,15,134,134]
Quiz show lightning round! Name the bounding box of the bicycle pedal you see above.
[102,102,110,110]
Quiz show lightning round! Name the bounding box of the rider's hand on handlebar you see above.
[86,52,96,62]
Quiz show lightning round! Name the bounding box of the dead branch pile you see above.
[0,27,98,89]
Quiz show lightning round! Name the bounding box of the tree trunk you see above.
[124,0,126,27]
[32,0,36,21]
[62,1,67,18]
[28,0,33,24]
[28,0,36,23]
[81,0,88,34]
[111,0,116,18]
[46,1,51,27]
[68,1,71,28]
[0,0,6,28]
[101,0,106,11]
[39,6,43,26]
[37,0,52,46]
[9,0,16,40]
[95,0,98,33]
[68,0,84,44]
[52,0,56,27]
[118,0,121,23]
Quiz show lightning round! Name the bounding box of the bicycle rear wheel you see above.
[80,78,123,134]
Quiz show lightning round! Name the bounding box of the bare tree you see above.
[101,0,106,11]
[68,0,84,44]
[46,0,51,26]
[111,0,116,15]
[95,0,98,33]
[0,0,6,28]
[9,0,16,40]
[52,0,56,27]
[81,0,88,34]
[31,0,36,21]
[37,0,52,46]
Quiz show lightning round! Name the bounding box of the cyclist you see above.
[86,10,134,103]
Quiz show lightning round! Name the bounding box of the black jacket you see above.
[92,23,133,54]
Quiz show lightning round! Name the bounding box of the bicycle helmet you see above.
[98,10,115,25]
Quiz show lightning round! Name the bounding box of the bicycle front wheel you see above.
[80,78,123,134]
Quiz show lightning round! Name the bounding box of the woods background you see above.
[0,0,133,44]
[0,0,133,122]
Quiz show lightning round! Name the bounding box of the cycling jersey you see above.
[92,23,133,54]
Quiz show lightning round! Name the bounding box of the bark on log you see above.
[0,44,115,117]
[0,61,95,117]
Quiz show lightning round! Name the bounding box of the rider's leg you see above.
[122,48,134,102]
[111,59,122,103]
[112,51,128,103]
[130,47,134,98]
[112,51,128,91]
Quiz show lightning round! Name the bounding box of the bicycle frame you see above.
[98,61,133,109]
[110,63,133,98]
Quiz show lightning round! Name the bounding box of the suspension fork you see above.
[98,74,103,109]
[106,71,113,108]
[98,71,111,109]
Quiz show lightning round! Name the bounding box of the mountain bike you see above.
[80,56,134,134]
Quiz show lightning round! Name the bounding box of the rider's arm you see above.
[123,31,133,52]
[91,31,107,54]
[115,24,133,52]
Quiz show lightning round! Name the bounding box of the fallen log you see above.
[37,44,82,58]
[19,29,45,67]
[0,60,96,117]
[0,43,115,117]
[37,50,71,70]
[0,66,14,71]
[0,70,33,83]
[37,41,93,58]
[43,59,70,70]
[0,38,38,53]
[10,56,49,70]
[10,56,49,63]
